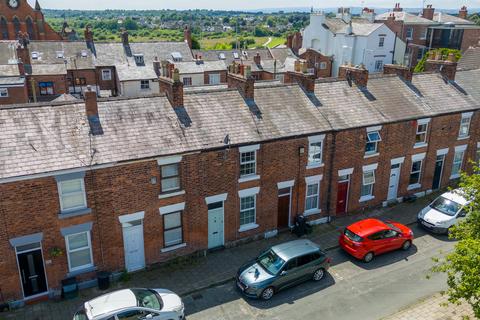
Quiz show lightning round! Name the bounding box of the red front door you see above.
[336,181,349,214]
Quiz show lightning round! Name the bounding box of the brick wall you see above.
[0,84,29,105]
[461,29,480,52]
[28,74,67,101]
[0,106,478,301]
[299,49,333,78]
[95,67,118,95]
[203,70,227,85]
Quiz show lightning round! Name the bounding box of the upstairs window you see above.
[58,179,87,212]
[39,82,54,95]
[458,112,472,139]
[415,118,430,147]
[365,128,381,155]
[161,163,180,193]
[406,27,413,39]
[208,73,220,85]
[140,80,150,90]
[307,135,325,168]
[378,37,385,47]
[133,54,144,65]
[240,151,256,177]
[183,77,192,86]
[101,69,112,81]
[0,88,8,98]
[419,28,427,40]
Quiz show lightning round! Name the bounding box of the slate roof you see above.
[174,60,227,74]
[432,12,475,25]
[28,41,95,70]
[269,48,297,64]
[192,49,273,65]
[1,69,480,180]
[31,64,67,76]
[376,12,434,24]
[0,41,17,65]
[0,76,25,86]
[325,18,383,35]
[458,47,480,71]
[0,64,20,76]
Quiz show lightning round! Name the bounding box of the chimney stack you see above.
[338,64,369,87]
[393,3,403,12]
[121,29,129,47]
[159,68,184,108]
[153,56,161,76]
[184,25,192,49]
[383,64,413,82]
[227,62,255,101]
[85,86,98,117]
[287,34,294,49]
[422,4,435,20]
[284,70,316,94]
[458,6,468,20]
[84,25,96,56]
[424,51,458,81]
[254,52,261,66]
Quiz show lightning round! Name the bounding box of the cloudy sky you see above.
[32,0,479,10]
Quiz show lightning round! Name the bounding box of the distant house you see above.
[302,9,399,76]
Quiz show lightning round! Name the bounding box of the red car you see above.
[339,218,414,263]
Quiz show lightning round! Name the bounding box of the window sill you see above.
[364,152,379,159]
[359,195,375,202]
[67,265,97,278]
[58,208,92,219]
[238,223,259,233]
[457,136,470,141]
[407,183,421,191]
[304,208,321,216]
[414,143,428,149]
[238,175,260,183]
[450,174,461,180]
[161,243,187,253]
[158,190,185,199]
[306,163,324,170]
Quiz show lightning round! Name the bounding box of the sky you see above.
[33,0,480,10]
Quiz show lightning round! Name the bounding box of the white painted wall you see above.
[180,73,204,86]
[120,79,160,97]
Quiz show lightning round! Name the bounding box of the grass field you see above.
[200,36,285,50]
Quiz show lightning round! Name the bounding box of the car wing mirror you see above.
[280,271,287,276]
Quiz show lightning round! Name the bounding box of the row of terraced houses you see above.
[1,49,480,304]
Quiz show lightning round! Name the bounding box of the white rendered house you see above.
[303,11,399,76]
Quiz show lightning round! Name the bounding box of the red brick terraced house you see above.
[0,55,479,305]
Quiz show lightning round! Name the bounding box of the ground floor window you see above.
[305,182,319,211]
[361,170,375,197]
[451,151,465,178]
[240,195,256,227]
[409,160,423,185]
[163,211,183,247]
[65,231,93,272]
[140,80,150,90]
[183,77,192,86]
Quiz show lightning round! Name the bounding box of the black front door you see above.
[17,249,47,297]
[432,155,445,190]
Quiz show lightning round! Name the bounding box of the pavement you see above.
[382,293,475,320]
[0,191,461,320]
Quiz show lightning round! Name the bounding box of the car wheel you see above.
[261,287,275,300]
[313,268,325,281]
[363,252,374,263]
[402,240,412,251]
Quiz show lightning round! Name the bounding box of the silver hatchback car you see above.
[236,239,331,300]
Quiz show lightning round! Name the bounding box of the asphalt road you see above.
[184,224,455,320]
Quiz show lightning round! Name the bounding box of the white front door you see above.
[387,164,401,201]
[123,220,145,272]
[208,203,224,249]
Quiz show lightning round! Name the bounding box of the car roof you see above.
[85,289,138,318]
[440,189,469,206]
[271,239,320,261]
[347,218,389,237]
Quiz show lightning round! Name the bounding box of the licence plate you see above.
[422,220,433,228]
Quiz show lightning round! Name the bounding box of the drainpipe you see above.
[325,131,337,223]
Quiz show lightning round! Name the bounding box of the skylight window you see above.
[56,51,64,59]
[219,53,226,60]
[134,54,145,65]
[171,52,183,62]
[31,51,39,60]
[81,50,88,58]
[233,52,239,59]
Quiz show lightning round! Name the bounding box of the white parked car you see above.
[417,190,469,234]
[73,288,184,320]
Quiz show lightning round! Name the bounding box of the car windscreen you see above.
[132,289,163,311]
[257,249,285,275]
[73,310,88,320]
[430,196,461,217]
[344,228,363,242]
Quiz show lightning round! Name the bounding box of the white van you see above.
[417,190,469,234]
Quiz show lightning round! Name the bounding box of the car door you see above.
[296,253,316,282]
[367,231,386,254]
[116,308,158,320]
[381,229,402,251]
[275,258,299,290]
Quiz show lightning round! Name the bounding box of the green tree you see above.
[124,18,139,30]
[431,165,480,318]
[191,36,201,50]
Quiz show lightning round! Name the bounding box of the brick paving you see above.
[383,293,475,320]
[0,194,438,320]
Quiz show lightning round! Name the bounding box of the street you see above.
[184,224,454,320]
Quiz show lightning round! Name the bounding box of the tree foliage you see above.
[431,165,480,318]
[414,48,462,73]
